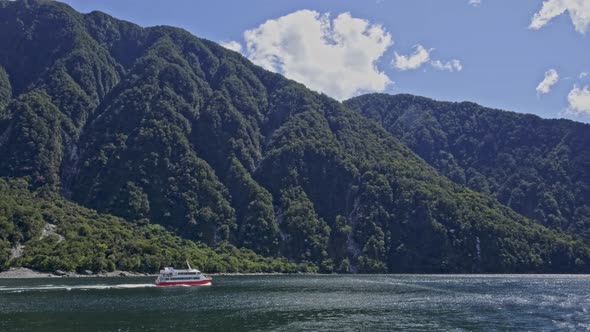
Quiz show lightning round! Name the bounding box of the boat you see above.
[155,261,212,286]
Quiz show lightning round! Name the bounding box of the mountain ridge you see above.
[345,93,590,241]
[0,0,589,273]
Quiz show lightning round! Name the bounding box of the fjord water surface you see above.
[0,275,588,331]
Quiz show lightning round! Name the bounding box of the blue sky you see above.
[61,0,590,122]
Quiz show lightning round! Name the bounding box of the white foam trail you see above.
[0,283,156,292]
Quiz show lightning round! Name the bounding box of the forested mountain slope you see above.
[345,94,590,241]
[0,0,589,273]
[0,178,304,273]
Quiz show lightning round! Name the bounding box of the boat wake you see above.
[0,283,156,293]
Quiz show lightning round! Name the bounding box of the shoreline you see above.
[0,267,156,279]
[0,267,292,279]
[2,267,589,279]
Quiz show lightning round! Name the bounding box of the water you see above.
[0,275,589,331]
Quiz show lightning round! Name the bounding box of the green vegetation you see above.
[0,0,588,273]
[345,94,590,242]
[0,178,306,273]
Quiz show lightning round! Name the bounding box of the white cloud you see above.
[393,45,462,73]
[567,85,590,115]
[580,72,589,79]
[393,45,431,71]
[220,41,243,53]
[536,69,559,94]
[530,0,590,34]
[469,0,481,7]
[243,10,393,100]
[431,59,463,72]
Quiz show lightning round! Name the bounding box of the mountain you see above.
[345,94,590,241]
[0,0,588,273]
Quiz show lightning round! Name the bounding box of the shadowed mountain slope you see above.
[345,94,590,242]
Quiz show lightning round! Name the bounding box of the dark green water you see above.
[0,275,589,331]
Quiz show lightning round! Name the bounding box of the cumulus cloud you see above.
[536,69,559,95]
[530,0,590,34]
[469,0,482,7]
[220,41,243,53]
[567,85,590,115]
[393,45,462,73]
[393,45,431,71]
[431,59,463,72]
[243,10,393,100]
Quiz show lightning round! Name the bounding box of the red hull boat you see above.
[155,262,212,287]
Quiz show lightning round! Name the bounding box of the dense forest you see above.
[345,94,590,242]
[0,0,589,273]
[0,178,306,273]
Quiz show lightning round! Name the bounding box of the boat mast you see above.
[186,260,192,270]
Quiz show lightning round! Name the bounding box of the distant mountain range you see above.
[0,0,589,273]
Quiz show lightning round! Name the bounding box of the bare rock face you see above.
[10,244,24,260]
[41,223,64,242]
[55,270,68,276]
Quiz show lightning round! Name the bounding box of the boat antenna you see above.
[186,260,192,270]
